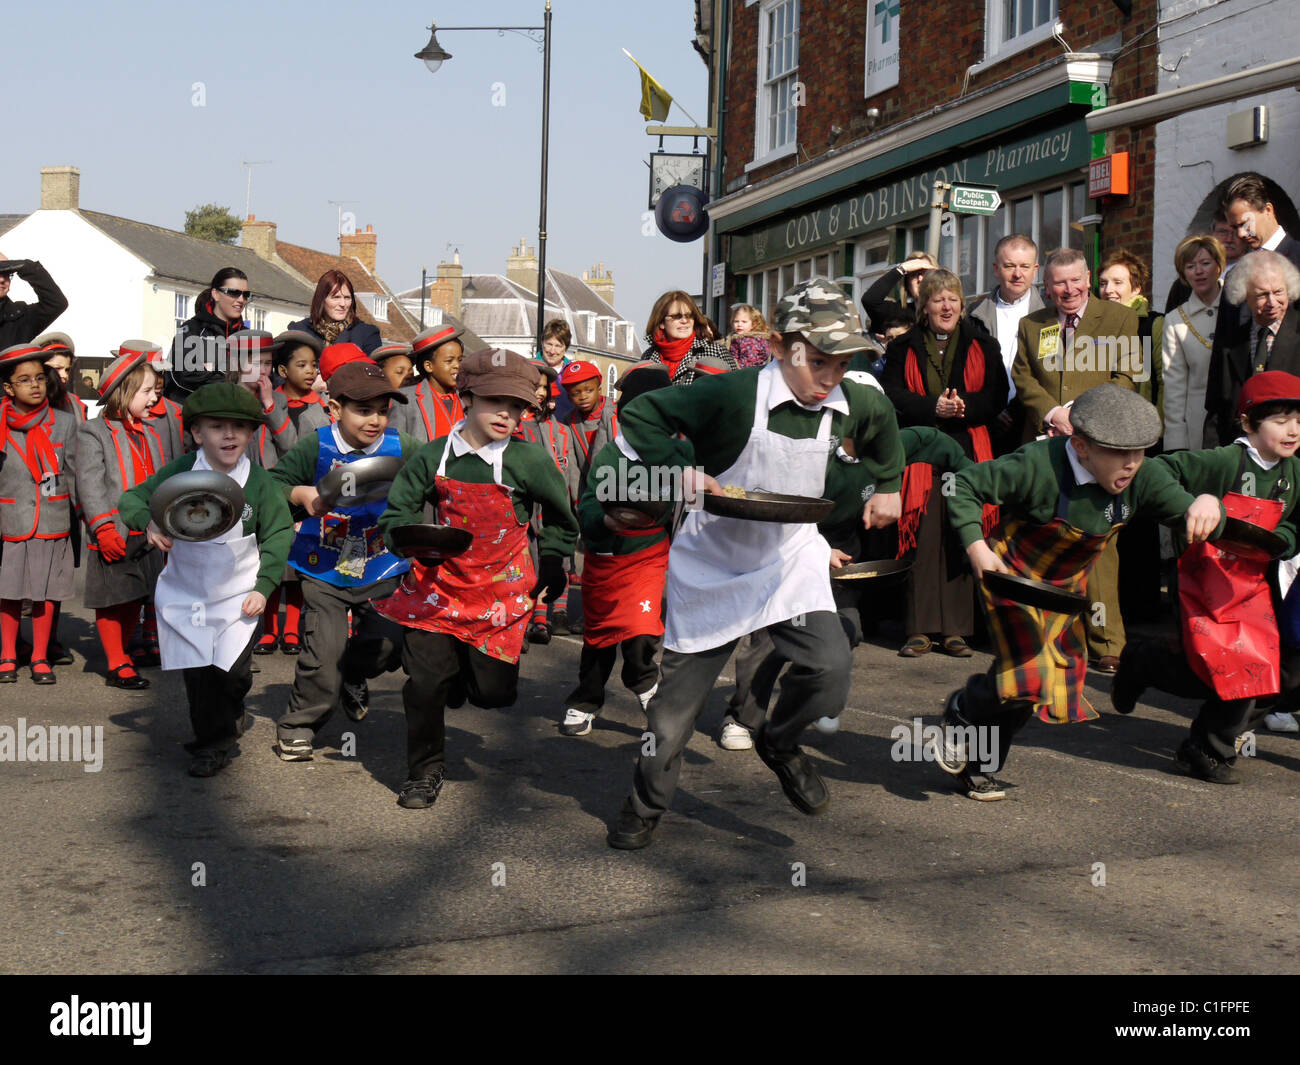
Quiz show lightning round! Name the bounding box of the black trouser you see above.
[1118,518,1163,623]
[951,670,1036,774]
[630,611,851,819]
[402,629,519,779]
[276,576,403,742]
[565,635,660,714]
[1124,639,1265,763]
[183,632,257,754]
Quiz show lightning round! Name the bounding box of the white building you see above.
[1151,2,1300,299]
[0,167,311,378]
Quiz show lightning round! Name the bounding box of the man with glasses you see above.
[0,254,68,351]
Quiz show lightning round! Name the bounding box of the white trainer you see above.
[559,709,595,737]
[1264,711,1300,733]
[637,683,658,712]
[718,715,754,751]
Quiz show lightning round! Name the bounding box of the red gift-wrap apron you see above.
[375,436,535,664]
[580,534,670,649]
[1178,486,1283,701]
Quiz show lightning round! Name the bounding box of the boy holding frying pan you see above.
[937,384,1223,800]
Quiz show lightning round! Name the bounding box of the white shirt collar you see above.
[448,421,509,465]
[1235,436,1280,471]
[1065,440,1097,485]
[995,288,1031,309]
[765,361,850,415]
[194,447,251,488]
[330,424,386,457]
[1262,227,1287,253]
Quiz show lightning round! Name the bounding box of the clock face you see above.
[649,153,706,207]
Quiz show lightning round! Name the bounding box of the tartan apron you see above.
[1178,447,1284,700]
[375,435,535,664]
[978,470,1124,724]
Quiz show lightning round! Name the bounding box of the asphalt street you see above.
[2,581,1298,975]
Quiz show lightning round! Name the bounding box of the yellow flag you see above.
[626,51,673,122]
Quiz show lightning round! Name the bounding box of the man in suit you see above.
[1011,248,1142,672]
[967,234,1044,453]
[1203,174,1300,444]
[1204,250,1300,446]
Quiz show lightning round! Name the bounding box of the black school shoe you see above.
[551,609,570,634]
[397,771,445,809]
[955,768,1008,801]
[189,748,231,777]
[755,727,830,815]
[527,621,552,645]
[1110,645,1144,715]
[1175,740,1240,784]
[607,798,659,850]
[105,666,150,690]
[341,679,369,722]
[46,643,74,666]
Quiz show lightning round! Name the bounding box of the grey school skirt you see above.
[82,538,166,609]
[0,537,74,601]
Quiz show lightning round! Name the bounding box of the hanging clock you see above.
[649,152,707,209]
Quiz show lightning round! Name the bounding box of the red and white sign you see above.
[1088,152,1131,198]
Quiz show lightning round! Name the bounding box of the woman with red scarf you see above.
[0,344,78,684]
[642,290,736,386]
[881,270,1007,658]
[77,346,169,690]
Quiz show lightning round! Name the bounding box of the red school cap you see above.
[559,360,601,388]
[1238,370,1300,418]
[319,342,374,382]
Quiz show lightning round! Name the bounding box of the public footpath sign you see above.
[949,184,1002,215]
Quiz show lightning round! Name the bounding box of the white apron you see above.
[155,453,261,672]
[664,363,836,653]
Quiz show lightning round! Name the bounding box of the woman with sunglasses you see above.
[288,270,381,355]
[642,291,735,386]
[163,267,252,401]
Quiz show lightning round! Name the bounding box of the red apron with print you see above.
[580,535,670,648]
[376,474,535,664]
[1178,491,1283,700]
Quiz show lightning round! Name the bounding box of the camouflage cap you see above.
[772,277,874,356]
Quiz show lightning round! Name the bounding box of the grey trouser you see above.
[630,610,851,819]
[276,575,403,742]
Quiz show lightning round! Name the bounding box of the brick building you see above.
[696,0,1162,324]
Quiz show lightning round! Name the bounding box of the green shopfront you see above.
[712,80,1106,328]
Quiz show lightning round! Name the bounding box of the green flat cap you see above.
[182,381,266,432]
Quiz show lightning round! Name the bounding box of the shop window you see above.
[984,0,1057,63]
[1011,197,1034,245]
[781,263,796,302]
[1041,187,1064,251]
[174,292,189,329]
[796,259,812,284]
[1069,183,1087,250]
[750,0,800,169]
[253,309,267,331]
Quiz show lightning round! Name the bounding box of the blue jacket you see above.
[287,318,382,355]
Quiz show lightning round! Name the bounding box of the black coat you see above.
[163,296,247,401]
[287,317,381,355]
[1204,304,1300,447]
[0,260,67,349]
[880,320,1008,459]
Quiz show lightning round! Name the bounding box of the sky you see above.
[1,0,712,336]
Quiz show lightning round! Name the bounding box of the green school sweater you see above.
[948,436,1215,549]
[577,441,670,556]
[822,425,972,539]
[119,453,294,599]
[618,365,906,497]
[379,436,578,559]
[268,427,424,499]
[1158,443,1300,557]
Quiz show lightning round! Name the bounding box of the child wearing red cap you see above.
[0,343,77,684]
[78,347,169,690]
[376,348,578,810]
[1113,370,1300,783]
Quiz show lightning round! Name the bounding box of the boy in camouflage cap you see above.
[606,278,906,849]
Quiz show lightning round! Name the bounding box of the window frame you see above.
[747,0,800,173]
[982,0,1059,67]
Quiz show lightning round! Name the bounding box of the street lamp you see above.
[416,3,553,358]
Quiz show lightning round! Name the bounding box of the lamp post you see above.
[416,3,552,358]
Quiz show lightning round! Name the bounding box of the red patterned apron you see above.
[376,440,534,663]
[581,535,670,648]
[1179,489,1283,700]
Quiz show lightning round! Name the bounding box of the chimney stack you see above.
[584,262,615,309]
[429,251,464,320]
[505,236,539,294]
[340,223,378,273]
[240,214,278,261]
[40,166,80,211]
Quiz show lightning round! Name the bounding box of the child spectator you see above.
[727,304,772,369]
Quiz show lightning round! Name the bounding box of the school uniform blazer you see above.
[146,396,185,461]
[0,406,77,541]
[392,379,462,444]
[1204,305,1300,448]
[76,416,166,545]
[246,391,296,468]
[295,399,332,435]
[1010,297,1141,441]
